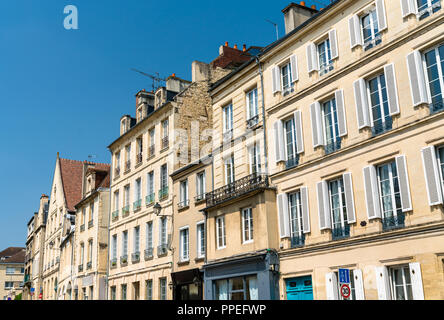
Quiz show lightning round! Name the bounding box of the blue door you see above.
[285,276,313,300]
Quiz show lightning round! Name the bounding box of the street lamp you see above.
[153,203,162,216]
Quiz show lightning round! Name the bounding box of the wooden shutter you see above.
[353,269,365,300]
[343,173,356,224]
[396,155,413,212]
[363,166,382,220]
[329,29,339,60]
[406,51,429,107]
[384,64,400,115]
[376,0,388,31]
[272,66,281,94]
[310,102,324,148]
[375,266,391,300]
[301,187,310,234]
[335,89,348,137]
[294,111,304,154]
[348,15,362,48]
[421,146,443,206]
[353,78,371,129]
[277,193,290,238]
[307,43,318,73]
[401,0,416,17]
[290,54,298,83]
[409,262,425,300]
[317,181,332,230]
[274,121,286,163]
[325,273,339,300]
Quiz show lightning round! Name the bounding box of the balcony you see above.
[282,84,295,97]
[159,187,169,201]
[146,193,155,206]
[205,173,270,208]
[286,155,299,169]
[246,115,259,129]
[324,138,342,155]
[110,258,117,269]
[80,224,85,232]
[120,255,128,266]
[136,153,143,165]
[112,210,119,222]
[417,1,441,19]
[157,244,168,257]
[382,213,406,232]
[87,261,92,270]
[114,167,120,178]
[24,274,31,284]
[223,129,233,141]
[290,234,306,248]
[161,136,169,150]
[430,99,444,115]
[319,62,334,76]
[195,193,206,203]
[122,206,130,218]
[131,252,140,263]
[331,225,350,241]
[178,200,190,210]
[148,145,155,159]
[78,264,83,272]
[372,118,392,136]
[144,248,154,260]
[133,199,142,212]
[88,220,94,229]
[124,160,131,173]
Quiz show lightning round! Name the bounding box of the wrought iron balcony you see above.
[195,193,206,202]
[319,62,334,76]
[112,210,119,222]
[178,200,190,210]
[146,193,155,206]
[417,1,441,19]
[110,258,117,268]
[223,129,233,141]
[161,136,169,150]
[372,118,392,136]
[332,225,350,241]
[24,274,31,284]
[290,234,306,248]
[131,252,140,263]
[144,248,154,260]
[78,264,83,272]
[80,224,85,232]
[148,145,155,159]
[87,261,92,270]
[430,99,444,114]
[120,255,128,266]
[125,160,131,172]
[382,213,406,232]
[136,153,143,165]
[122,206,130,218]
[157,244,168,256]
[133,199,142,212]
[286,155,300,169]
[114,167,120,177]
[325,138,342,155]
[88,220,94,229]
[246,115,259,128]
[363,33,382,51]
[159,187,169,201]
[205,173,270,208]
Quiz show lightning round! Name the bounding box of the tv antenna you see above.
[265,19,279,41]
[131,68,166,92]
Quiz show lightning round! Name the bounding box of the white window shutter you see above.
[290,54,298,83]
[395,155,413,212]
[375,266,391,300]
[421,146,443,206]
[277,193,290,238]
[274,120,286,163]
[353,269,365,300]
[406,51,429,107]
[317,181,332,230]
[349,15,362,48]
[409,262,425,300]
[335,89,348,137]
[272,66,281,94]
[329,29,339,60]
[376,0,388,31]
[363,166,382,220]
[307,43,318,73]
[310,102,324,148]
[300,186,310,234]
[343,173,356,224]
[400,0,416,17]
[294,111,304,154]
[325,273,339,300]
[353,78,371,129]
[384,64,400,116]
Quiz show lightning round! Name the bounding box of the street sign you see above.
[338,268,350,284]
[340,284,351,299]
[30,287,35,293]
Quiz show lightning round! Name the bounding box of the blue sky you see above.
[0,0,327,249]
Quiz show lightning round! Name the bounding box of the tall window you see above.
[147,171,154,200]
[288,191,303,239]
[135,178,141,209]
[424,44,444,111]
[146,222,153,250]
[179,227,189,262]
[159,278,167,300]
[322,97,341,153]
[160,218,167,246]
[88,240,93,263]
[121,284,127,300]
[160,164,168,195]
[149,128,155,156]
[136,137,143,162]
[361,8,381,50]
[438,146,444,194]
[284,117,298,168]
[241,208,253,243]
[146,280,153,300]
[125,144,131,170]
[110,286,116,300]
[328,178,349,237]
[377,161,403,221]
[112,235,117,260]
[80,243,84,265]
[89,203,94,223]
[215,276,258,300]
[224,155,235,185]
[82,208,86,226]
[124,185,130,207]
[122,231,128,257]
[280,62,293,93]
[197,222,205,258]
[162,119,169,138]
[115,152,121,171]
[114,191,119,211]
[367,73,391,135]
[196,171,206,200]
[223,104,233,135]
[389,265,413,300]
[248,144,261,174]
[134,226,140,254]
[318,39,333,76]
[216,216,226,249]
[180,180,189,207]
[246,88,259,125]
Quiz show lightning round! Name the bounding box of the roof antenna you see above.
[131,68,166,92]
[265,19,279,41]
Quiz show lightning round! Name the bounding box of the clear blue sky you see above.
[0,0,327,249]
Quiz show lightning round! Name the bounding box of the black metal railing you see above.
[363,33,382,51]
[382,213,406,231]
[144,248,154,260]
[195,194,206,202]
[290,234,305,248]
[114,167,120,177]
[286,155,300,169]
[125,160,131,172]
[325,138,342,155]
[120,255,128,265]
[246,115,259,128]
[332,225,350,241]
[110,259,117,268]
[417,1,441,20]
[430,99,444,114]
[80,224,85,232]
[148,145,155,158]
[178,200,190,209]
[87,261,92,270]
[88,220,94,229]
[205,173,269,207]
[161,136,169,149]
[131,252,140,263]
[136,153,143,165]
[157,244,168,256]
[78,264,83,272]
[372,118,392,136]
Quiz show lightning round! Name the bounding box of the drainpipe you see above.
[105,151,113,300]
[255,56,269,175]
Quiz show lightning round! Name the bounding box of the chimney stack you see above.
[282,2,318,35]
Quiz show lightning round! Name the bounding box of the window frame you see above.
[389,265,413,300]
[288,191,304,238]
[376,161,403,220]
[224,155,235,185]
[216,216,226,250]
[280,62,293,93]
[246,88,259,121]
[222,103,233,134]
[196,221,205,259]
[328,177,348,230]
[179,226,190,262]
[317,38,333,76]
[422,43,444,107]
[321,97,340,147]
[248,143,261,175]
[360,7,381,50]
[241,208,254,244]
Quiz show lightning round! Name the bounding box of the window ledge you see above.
[177,260,190,266]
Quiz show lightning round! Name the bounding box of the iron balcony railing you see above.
[159,187,169,201]
[372,118,392,136]
[80,224,85,232]
[144,248,154,260]
[325,138,342,155]
[382,213,406,231]
[195,193,206,202]
[122,205,130,218]
[131,252,140,263]
[161,136,169,150]
[125,160,131,172]
[157,244,168,256]
[178,200,190,209]
[417,1,441,19]
[205,173,270,208]
[120,255,128,265]
[112,210,119,221]
[78,264,83,272]
[136,153,143,165]
[319,61,334,76]
[246,115,259,128]
[290,234,306,248]
[363,33,382,51]
[133,199,142,212]
[286,155,300,169]
[430,99,444,114]
[114,167,120,177]
[223,129,233,141]
[88,220,94,229]
[87,261,92,270]
[146,193,155,206]
[332,225,351,241]
[110,258,117,268]
[148,145,155,158]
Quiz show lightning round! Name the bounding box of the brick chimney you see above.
[282,2,318,35]
[211,43,252,70]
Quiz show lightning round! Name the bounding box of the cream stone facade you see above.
[0,247,25,300]
[23,213,36,300]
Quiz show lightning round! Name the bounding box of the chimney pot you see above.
[234,44,238,49]
[243,44,247,52]
[300,1,305,6]
[225,41,229,47]
[311,5,316,9]
[172,73,176,77]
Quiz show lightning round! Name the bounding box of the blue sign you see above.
[30,288,35,293]
[338,268,350,284]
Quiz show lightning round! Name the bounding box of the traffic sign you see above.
[30,287,35,293]
[338,268,350,284]
[340,284,351,299]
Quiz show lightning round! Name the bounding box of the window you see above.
[284,117,298,168]
[417,0,441,19]
[82,208,86,225]
[322,97,341,154]
[197,222,205,258]
[112,235,117,260]
[318,39,333,76]
[146,280,153,300]
[134,178,142,210]
[242,208,253,243]
[389,265,413,300]
[223,104,233,136]
[6,267,15,275]
[124,185,130,207]
[216,216,226,249]
[159,278,167,300]
[114,191,119,211]
[110,286,116,300]
[89,202,94,223]
[162,119,169,139]
[134,226,140,254]
[136,137,143,163]
[5,282,14,289]
[125,144,131,170]
[438,146,444,195]
[160,217,167,246]
[196,171,206,201]
[160,164,168,200]
[149,128,155,156]
[179,227,189,262]
[224,155,235,185]
[361,8,381,50]
[89,286,94,300]
[215,276,258,300]
[288,191,304,242]
[246,88,259,126]
[146,222,153,250]
[80,243,84,265]
[281,63,293,93]
[248,144,261,174]
[147,171,155,204]
[88,240,93,263]
[328,178,349,240]
[423,44,444,113]
[179,180,189,207]
[367,73,392,135]
[122,231,128,256]
[115,152,121,172]
[121,284,127,300]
